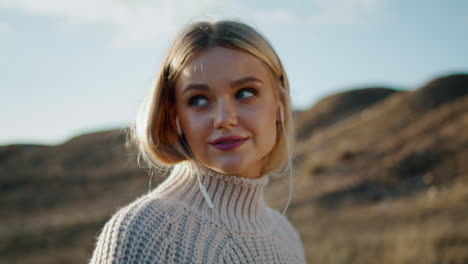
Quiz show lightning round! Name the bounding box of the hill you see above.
[1,73,467,264]
[278,74,468,263]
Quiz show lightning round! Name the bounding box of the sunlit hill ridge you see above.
[1,73,467,264]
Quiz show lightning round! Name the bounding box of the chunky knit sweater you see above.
[89,161,306,263]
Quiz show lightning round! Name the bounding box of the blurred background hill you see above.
[1,73,467,264]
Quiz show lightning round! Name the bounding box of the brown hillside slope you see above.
[295,87,401,140]
[0,73,467,264]
[273,74,468,263]
[292,74,468,206]
[0,131,154,264]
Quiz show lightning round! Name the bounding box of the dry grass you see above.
[284,181,468,264]
[1,74,467,264]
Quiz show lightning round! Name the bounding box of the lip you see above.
[210,136,248,151]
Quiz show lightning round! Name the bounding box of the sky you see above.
[1,0,467,145]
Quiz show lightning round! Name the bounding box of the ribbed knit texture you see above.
[89,161,306,263]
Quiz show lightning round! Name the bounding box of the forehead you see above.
[176,47,273,90]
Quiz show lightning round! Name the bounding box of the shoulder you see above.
[267,207,297,231]
[267,207,305,253]
[88,193,187,263]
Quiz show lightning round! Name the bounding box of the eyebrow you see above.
[182,76,263,95]
[231,76,263,87]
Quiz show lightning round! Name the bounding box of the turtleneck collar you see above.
[152,161,271,234]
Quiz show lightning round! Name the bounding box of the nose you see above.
[213,98,238,129]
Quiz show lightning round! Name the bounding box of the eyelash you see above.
[188,88,258,107]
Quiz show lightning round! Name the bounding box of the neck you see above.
[153,161,272,234]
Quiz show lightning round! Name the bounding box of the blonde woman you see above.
[90,20,306,264]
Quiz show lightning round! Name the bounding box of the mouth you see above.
[210,136,248,151]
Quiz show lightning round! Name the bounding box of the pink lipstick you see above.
[210,136,248,151]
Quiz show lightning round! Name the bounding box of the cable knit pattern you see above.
[89,161,306,263]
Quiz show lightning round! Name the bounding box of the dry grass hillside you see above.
[1,73,467,264]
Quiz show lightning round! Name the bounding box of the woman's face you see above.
[174,47,279,179]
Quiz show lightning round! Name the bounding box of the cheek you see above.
[181,115,210,146]
[247,106,278,146]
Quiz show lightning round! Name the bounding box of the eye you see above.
[236,88,256,99]
[188,95,209,107]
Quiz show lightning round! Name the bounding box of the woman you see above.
[89,20,306,264]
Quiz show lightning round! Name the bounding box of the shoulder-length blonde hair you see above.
[131,20,294,175]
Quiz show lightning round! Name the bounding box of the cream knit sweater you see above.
[89,162,306,263]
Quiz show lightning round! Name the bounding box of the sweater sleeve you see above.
[89,210,125,264]
[268,208,307,263]
[88,197,178,264]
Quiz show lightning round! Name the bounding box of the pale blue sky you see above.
[1,0,467,145]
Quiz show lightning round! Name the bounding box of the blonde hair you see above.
[131,20,294,175]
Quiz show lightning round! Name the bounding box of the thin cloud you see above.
[256,0,384,26]
[0,0,235,48]
[0,0,384,47]
[255,9,300,25]
[306,0,383,25]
